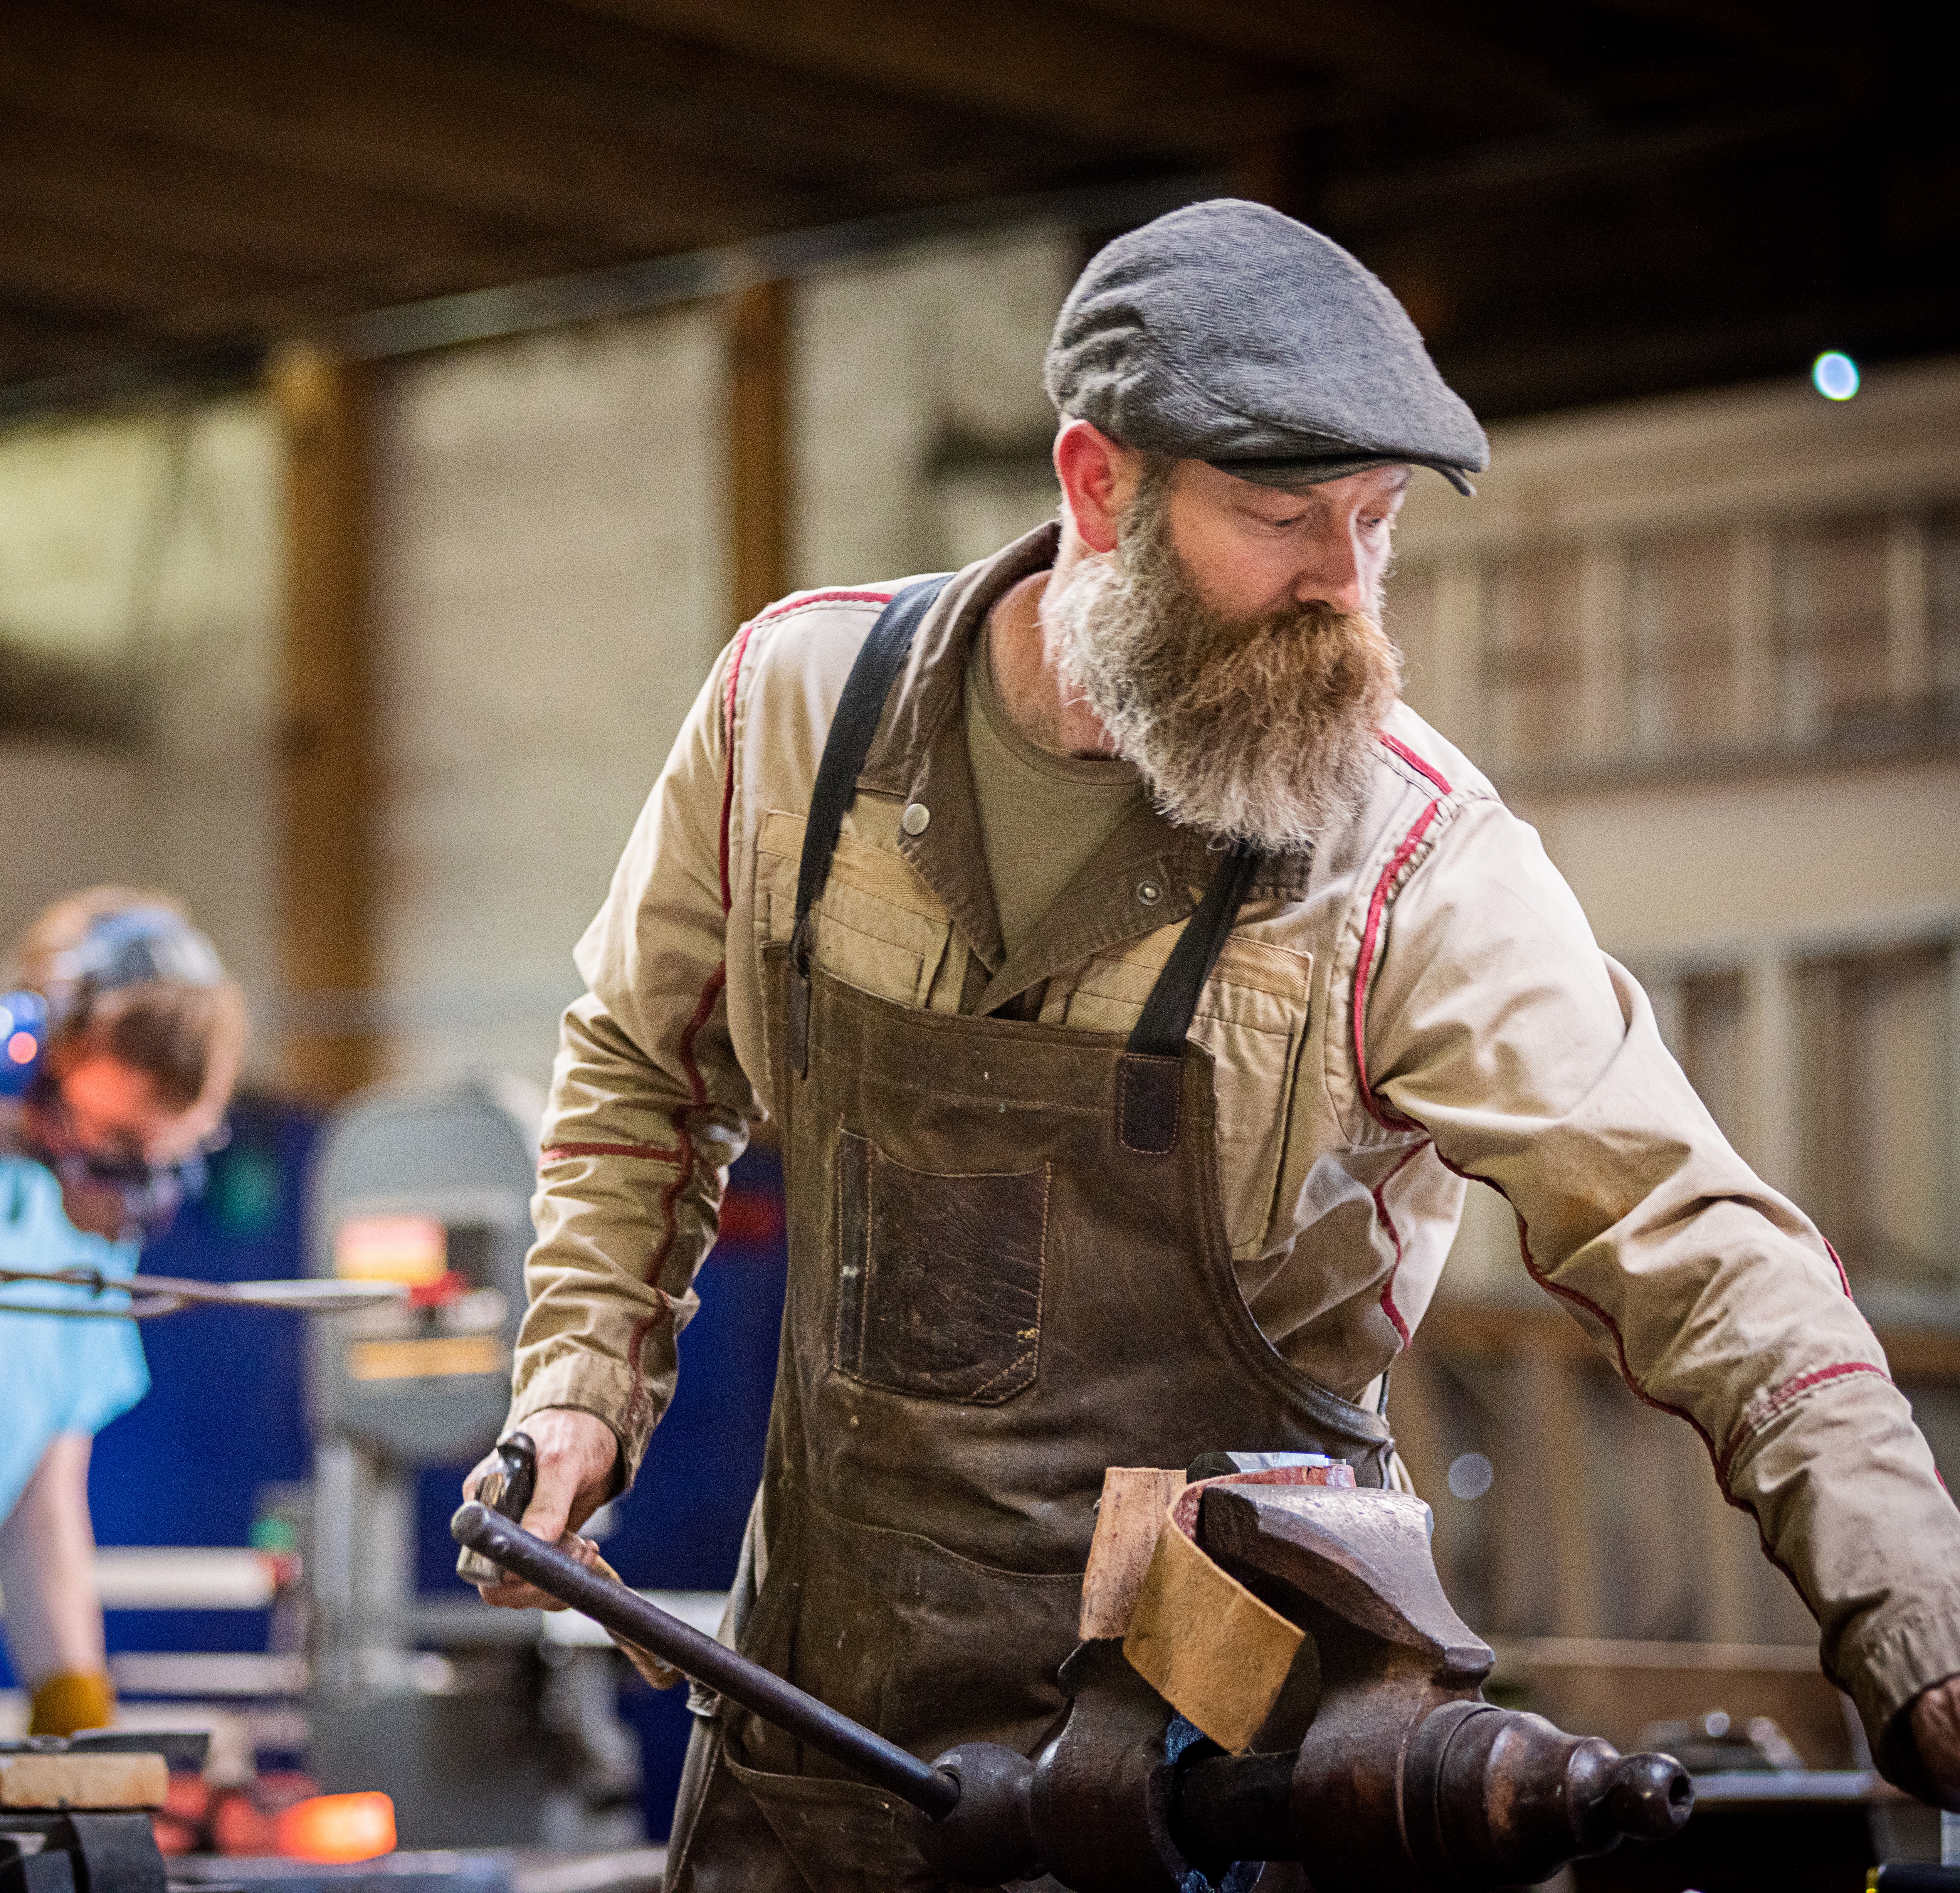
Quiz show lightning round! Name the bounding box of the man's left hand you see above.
[1910,1676,1960,1806]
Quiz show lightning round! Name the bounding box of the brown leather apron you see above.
[665,581,1394,1892]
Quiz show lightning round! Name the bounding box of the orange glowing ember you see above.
[274,1792,397,1863]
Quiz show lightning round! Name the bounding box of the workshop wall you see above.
[365,226,1069,1093]
[369,306,726,1088]
[792,225,1069,588]
[0,397,282,1057]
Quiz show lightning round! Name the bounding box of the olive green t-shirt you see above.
[964,628,1145,957]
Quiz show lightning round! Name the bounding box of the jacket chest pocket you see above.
[832,1130,1049,1404]
[757,809,953,1011]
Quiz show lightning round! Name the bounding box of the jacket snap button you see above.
[1136,879,1162,905]
[901,802,930,836]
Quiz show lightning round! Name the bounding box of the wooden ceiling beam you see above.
[0,302,115,382]
[1067,0,1600,128]
[0,121,508,279]
[40,210,782,355]
[0,209,292,319]
[2,0,829,233]
[562,0,1342,153]
[337,0,1117,188]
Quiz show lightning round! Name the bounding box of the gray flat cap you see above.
[1044,198,1488,494]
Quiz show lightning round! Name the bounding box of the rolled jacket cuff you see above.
[1844,1604,1960,1803]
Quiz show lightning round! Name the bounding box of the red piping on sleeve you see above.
[1740,1361,1890,1449]
[1822,1237,1852,1298]
[544,1141,683,1165]
[624,963,728,1428]
[1430,1151,1889,1493]
[719,618,761,916]
[1372,1141,1428,1347]
[1352,801,1440,1131]
[620,1291,674,1447]
[1378,730,1453,795]
[750,588,894,627]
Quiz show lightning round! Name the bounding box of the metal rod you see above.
[450,1502,960,1819]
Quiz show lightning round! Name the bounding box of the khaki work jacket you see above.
[510,523,1960,1779]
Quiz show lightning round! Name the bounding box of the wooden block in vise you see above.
[0,1751,169,1809]
[1079,1466,1186,1640]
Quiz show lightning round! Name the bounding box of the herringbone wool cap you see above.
[1044,198,1488,494]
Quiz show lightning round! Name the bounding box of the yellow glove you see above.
[30,1669,116,1737]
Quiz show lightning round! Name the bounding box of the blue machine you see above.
[61,1084,787,1844]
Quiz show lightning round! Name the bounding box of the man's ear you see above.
[1053,420,1130,555]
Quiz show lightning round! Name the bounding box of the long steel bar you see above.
[450,1502,960,1819]
[0,1264,404,1319]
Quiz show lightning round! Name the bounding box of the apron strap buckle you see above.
[1115,1053,1182,1155]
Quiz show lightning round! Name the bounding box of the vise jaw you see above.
[917,1482,1690,1891]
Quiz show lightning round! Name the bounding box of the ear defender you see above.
[0,989,48,1098]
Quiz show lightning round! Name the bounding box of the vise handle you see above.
[450,1501,960,1820]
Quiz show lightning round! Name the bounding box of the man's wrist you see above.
[515,1404,627,1498]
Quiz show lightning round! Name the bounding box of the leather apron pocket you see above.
[718,1750,918,1893]
[833,1129,1049,1404]
[731,1491,1080,1773]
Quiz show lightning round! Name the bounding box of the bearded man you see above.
[478,200,1960,1886]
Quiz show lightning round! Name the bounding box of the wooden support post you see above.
[1694,1452,1754,1643]
[1384,1352,1459,1592]
[269,343,377,1103]
[1887,515,1931,715]
[1577,539,1628,760]
[1744,948,1799,1195]
[1730,525,1776,745]
[1430,559,1483,752]
[728,277,791,630]
[1528,1352,1601,1639]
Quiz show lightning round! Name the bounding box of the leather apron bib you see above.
[666,581,1394,1892]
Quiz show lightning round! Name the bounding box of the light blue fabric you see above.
[0,1154,148,1524]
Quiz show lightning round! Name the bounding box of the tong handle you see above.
[454,1431,536,1585]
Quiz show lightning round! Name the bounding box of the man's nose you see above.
[1290,529,1370,613]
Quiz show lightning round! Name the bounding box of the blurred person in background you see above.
[0,889,244,1737]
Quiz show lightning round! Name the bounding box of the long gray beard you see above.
[1047,482,1402,852]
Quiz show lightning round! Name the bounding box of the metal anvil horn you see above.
[920,1482,1691,1891]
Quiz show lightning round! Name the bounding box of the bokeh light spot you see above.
[1813,351,1859,400]
[1446,1451,1494,1501]
[7,1031,37,1065]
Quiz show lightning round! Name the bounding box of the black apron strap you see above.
[1116,841,1266,1157]
[788,575,952,1075]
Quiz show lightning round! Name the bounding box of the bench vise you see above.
[454,1476,1690,1890]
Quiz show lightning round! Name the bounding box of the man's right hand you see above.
[466,1407,620,1610]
